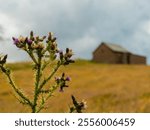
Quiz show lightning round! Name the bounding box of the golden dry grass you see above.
[0,60,150,113]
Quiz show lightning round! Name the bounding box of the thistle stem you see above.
[32,52,42,113]
[5,70,32,107]
[38,63,61,92]
[36,85,58,113]
[27,51,38,65]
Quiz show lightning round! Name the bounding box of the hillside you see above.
[0,60,150,112]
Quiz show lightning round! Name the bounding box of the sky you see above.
[1,0,150,63]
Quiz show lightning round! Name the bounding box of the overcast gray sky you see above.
[1,0,150,63]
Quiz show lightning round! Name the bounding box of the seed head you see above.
[18,36,26,43]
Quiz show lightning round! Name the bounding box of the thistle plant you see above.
[70,95,87,113]
[0,31,76,113]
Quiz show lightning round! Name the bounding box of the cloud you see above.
[0,0,150,63]
[0,12,29,62]
[0,36,4,41]
[0,25,4,41]
[68,33,98,59]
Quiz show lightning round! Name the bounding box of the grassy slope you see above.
[0,60,150,112]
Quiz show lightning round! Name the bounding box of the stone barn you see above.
[92,42,146,64]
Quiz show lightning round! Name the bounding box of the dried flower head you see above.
[18,36,26,43]
[70,95,87,113]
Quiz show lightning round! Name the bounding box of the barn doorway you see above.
[122,53,130,64]
[127,53,130,64]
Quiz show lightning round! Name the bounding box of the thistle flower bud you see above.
[66,76,71,81]
[48,32,53,40]
[30,31,33,37]
[36,36,39,41]
[37,42,44,49]
[80,100,87,110]
[50,42,57,50]
[31,43,38,49]
[42,36,46,40]
[66,48,69,53]
[65,48,73,59]
[71,95,87,113]
[18,36,26,43]
[0,54,7,65]
[51,43,55,50]
[12,37,19,45]
[55,73,70,92]
[30,36,35,41]
[56,48,60,53]
[59,51,64,60]
[27,38,32,45]
[67,49,73,58]
[51,37,56,42]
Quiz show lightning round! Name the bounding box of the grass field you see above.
[0,59,150,112]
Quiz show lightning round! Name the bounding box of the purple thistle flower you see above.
[12,37,19,45]
[59,50,64,60]
[66,76,71,81]
[27,38,32,45]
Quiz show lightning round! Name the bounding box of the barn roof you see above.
[103,42,130,53]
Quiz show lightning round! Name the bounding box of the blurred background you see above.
[0,0,150,63]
